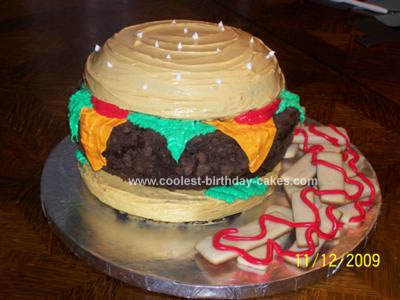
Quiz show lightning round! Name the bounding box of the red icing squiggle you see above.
[91,96,129,119]
[212,124,376,265]
[234,98,281,125]
[329,125,376,222]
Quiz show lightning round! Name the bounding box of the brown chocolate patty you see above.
[102,108,299,189]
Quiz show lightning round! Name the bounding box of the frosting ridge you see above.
[85,20,285,120]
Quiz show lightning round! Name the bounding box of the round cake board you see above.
[41,133,381,299]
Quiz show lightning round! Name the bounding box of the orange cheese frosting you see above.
[77,90,278,174]
[79,108,126,171]
[207,118,277,173]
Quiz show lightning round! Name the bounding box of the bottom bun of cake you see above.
[79,163,281,223]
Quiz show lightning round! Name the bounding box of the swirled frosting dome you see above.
[84,20,285,120]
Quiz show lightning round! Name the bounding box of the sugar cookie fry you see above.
[236,232,291,271]
[345,177,379,199]
[284,184,307,199]
[291,191,318,248]
[317,152,345,204]
[283,144,299,159]
[293,126,348,145]
[195,209,293,265]
[281,153,316,184]
[284,206,342,268]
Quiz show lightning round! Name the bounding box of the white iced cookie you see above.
[317,152,346,204]
[314,195,323,208]
[264,205,293,220]
[293,126,348,146]
[342,154,366,178]
[195,207,293,265]
[321,144,342,152]
[345,177,379,199]
[337,197,373,228]
[298,143,343,152]
[284,206,342,268]
[344,154,366,168]
[284,184,307,199]
[280,153,316,184]
[343,163,357,178]
[283,144,298,159]
[337,203,362,228]
[236,232,291,271]
[291,190,318,247]
[338,155,365,180]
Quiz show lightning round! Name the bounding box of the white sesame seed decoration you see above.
[216,79,222,85]
[142,84,148,90]
[192,32,199,40]
[172,19,176,24]
[94,44,101,52]
[155,40,160,48]
[136,31,143,38]
[216,47,221,52]
[106,61,112,68]
[218,21,225,32]
[183,27,188,34]
[176,73,182,81]
[250,36,254,44]
[265,50,276,59]
[246,62,252,71]
[177,42,183,50]
[166,54,172,59]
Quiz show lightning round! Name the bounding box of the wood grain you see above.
[0,0,399,299]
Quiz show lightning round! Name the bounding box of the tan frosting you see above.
[79,163,281,223]
[85,20,285,120]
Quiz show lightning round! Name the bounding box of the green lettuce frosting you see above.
[127,112,216,162]
[75,149,88,165]
[68,85,93,142]
[276,89,305,123]
[205,177,268,203]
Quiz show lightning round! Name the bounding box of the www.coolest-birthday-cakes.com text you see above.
[127,176,317,187]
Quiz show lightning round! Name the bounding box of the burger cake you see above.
[68,20,305,223]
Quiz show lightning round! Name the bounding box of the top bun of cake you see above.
[84,20,285,120]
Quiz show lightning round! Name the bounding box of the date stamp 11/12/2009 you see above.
[296,253,381,269]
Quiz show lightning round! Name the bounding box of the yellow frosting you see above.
[85,20,285,120]
[79,108,126,171]
[79,163,280,222]
[207,118,277,173]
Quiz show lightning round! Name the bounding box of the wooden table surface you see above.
[1,0,399,299]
